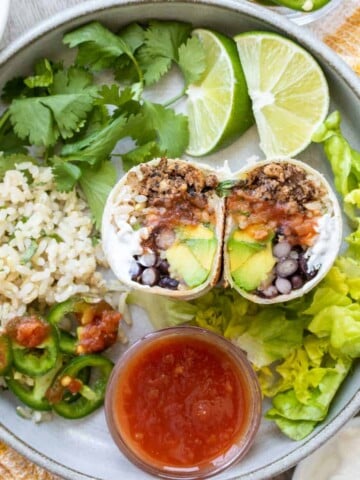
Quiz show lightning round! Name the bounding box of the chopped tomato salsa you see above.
[77,305,121,354]
[6,315,50,348]
[113,335,252,469]
[227,194,320,247]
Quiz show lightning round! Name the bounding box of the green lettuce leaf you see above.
[266,354,352,440]
[309,303,360,357]
[126,290,197,330]
[312,111,360,196]
[233,310,305,368]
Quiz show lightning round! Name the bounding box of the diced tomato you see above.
[6,316,50,348]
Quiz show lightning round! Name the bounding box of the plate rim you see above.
[0,1,360,479]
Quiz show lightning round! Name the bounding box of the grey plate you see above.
[0,1,360,479]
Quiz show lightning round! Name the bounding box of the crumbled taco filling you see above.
[121,158,219,290]
[226,162,329,298]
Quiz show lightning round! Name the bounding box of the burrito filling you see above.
[226,161,331,298]
[112,159,220,290]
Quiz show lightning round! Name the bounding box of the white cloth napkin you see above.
[1,0,87,48]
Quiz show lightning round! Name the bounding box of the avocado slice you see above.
[185,238,217,270]
[177,224,214,240]
[166,243,209,288]
[231,241,276,292]
[227,229,265,272]
[228,240,264,272]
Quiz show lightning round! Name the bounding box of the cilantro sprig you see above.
[0,20,206,228]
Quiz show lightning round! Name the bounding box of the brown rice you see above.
[0,162,108,326]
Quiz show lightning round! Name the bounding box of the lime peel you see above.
[186,28,253,157]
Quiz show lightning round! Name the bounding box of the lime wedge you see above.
[234,32,329,159]
[186,29,253,157]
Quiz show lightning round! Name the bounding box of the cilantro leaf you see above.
[137,50,172,86]
[122,141,164,171]
[178,35,206,85]
[114,56,140,85]
[21,240,38,264]
[140,101,189,157]
[95,84,135,107]
[62,114,127,165]
[0,110,28,154]
[9,98,58,146]
[9,68,98,146]
[117,101,189,157]
[121,111,157,145]
[63,21,133,71]
[77,105,111,139]
[52,160,82,192]
[49,67,96,95]
[1,77,30,102]
[118,23,145,53]
[135,21,192,86]
[24,59,54,89]
[79,161,117,228]
[9,94,93,145]
[0,153,37,180]
[143,21,192,61]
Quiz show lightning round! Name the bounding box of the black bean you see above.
[155,229,176,250]
[138,251,157,267]
[158,276,179,290]
[298,254,317,280]
[261,285,279,298]
[275,277,292,295]
[140,267,160,286]
[291,275,304,289]
[157,259,170,275]
[289,250,299,260]
[129,261,143,281]
[276,258,298,278]
[273,241,291,259]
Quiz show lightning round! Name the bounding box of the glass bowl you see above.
[247,0,343,25]
[105,326,262,479]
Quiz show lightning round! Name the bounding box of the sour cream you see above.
[305,213,339,273]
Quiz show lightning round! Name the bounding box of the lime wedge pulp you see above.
[234,31,329,159]
[186,29,253,157]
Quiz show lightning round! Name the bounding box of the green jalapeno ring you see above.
[62,365,91,404]
[12,324,59,377]
[7,357,64,411]
[52,354,113,419]
[47,297,81,354]
[270,0,331,11]
[0,334,13,376]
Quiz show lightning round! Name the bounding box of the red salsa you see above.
[112,334,254,470]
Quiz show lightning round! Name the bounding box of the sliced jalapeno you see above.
[271,0,331,11]
[6,316,59,377]
[7,357,64,411]
[47,297,81,354]
[50,355,113,419]
[0,334,13,375]
[48,297,121,355]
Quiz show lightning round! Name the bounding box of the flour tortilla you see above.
[223,158,342,304]
[102,158,225,300]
